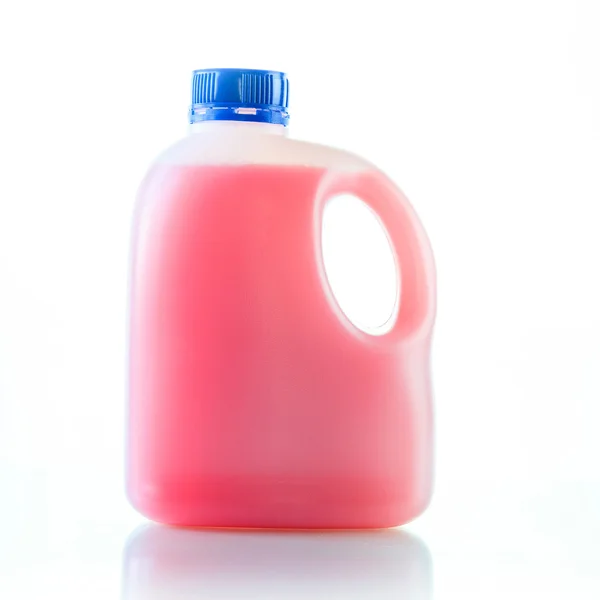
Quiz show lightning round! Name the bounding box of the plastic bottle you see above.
[127,68,436,528]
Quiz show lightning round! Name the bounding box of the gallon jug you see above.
[127,68,436,528]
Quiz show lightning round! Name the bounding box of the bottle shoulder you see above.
[153,131,373,173]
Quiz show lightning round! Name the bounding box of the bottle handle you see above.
[314,169,436,343]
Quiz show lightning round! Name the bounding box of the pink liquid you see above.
[128,163,434,528]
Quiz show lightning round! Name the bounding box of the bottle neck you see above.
[188,120,288,136]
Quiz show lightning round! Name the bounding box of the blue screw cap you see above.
[189,68,290,126]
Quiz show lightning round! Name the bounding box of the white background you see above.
[1,0,599,598]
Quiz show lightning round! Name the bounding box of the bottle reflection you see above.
[122,525,432,600]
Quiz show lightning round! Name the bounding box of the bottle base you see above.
[128,474,431,530]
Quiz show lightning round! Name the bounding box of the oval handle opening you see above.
[321,193,400,336]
